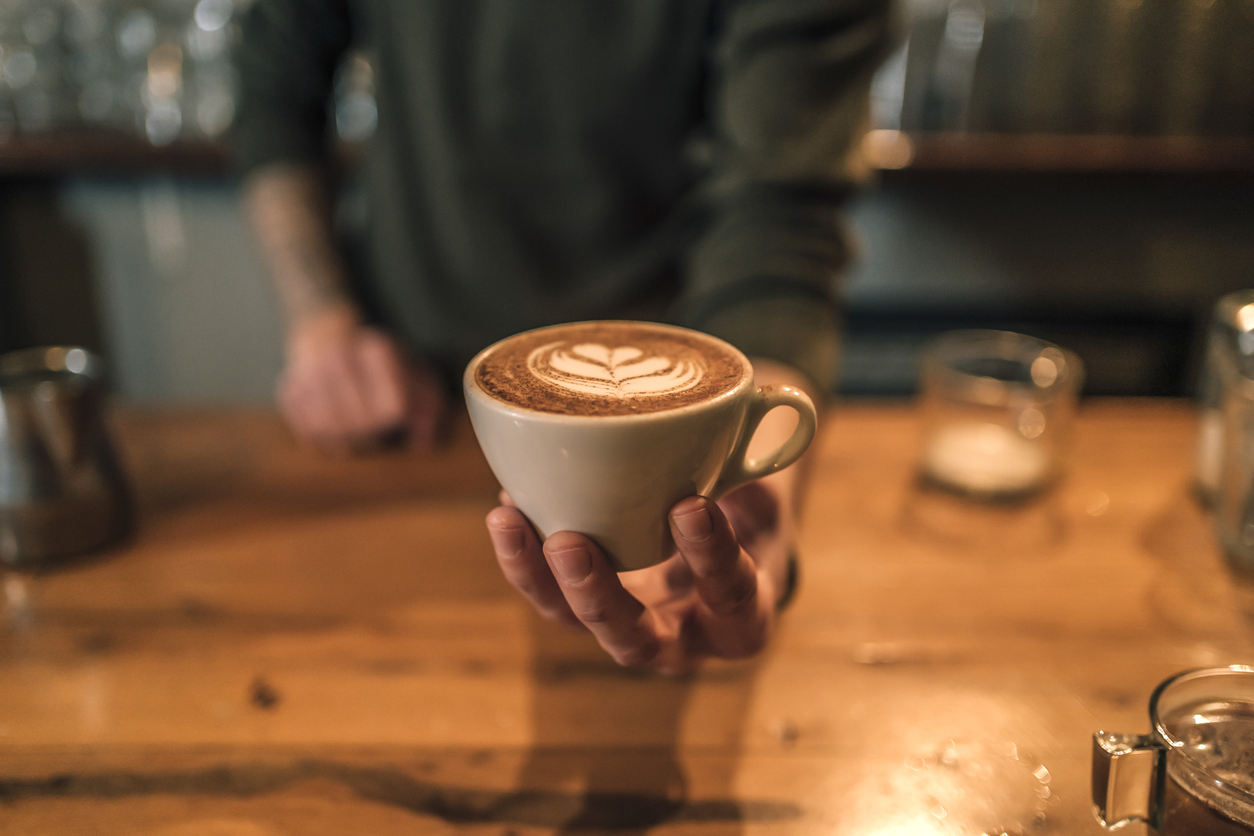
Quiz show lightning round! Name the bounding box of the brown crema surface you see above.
[474,322,747,416]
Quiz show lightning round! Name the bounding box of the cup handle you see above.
[1091,731,1165,831]
[710,384,817,499]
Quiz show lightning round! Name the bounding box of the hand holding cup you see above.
[467,321,817,669]
[465,321,815,571]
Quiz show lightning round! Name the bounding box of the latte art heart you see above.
[473,321,746,416]
[528,341,705,398]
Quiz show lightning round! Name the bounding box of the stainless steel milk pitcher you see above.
[0,346,132,568]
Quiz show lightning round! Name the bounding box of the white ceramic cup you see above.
[464,322,817,571]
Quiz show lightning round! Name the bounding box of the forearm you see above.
[244,164,360,336]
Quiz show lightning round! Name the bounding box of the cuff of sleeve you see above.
[693,292,840,396]
[232,114,329,176]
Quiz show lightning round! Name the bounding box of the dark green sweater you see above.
[235,0,895,389]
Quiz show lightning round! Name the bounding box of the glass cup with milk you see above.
[918,330,1084,500]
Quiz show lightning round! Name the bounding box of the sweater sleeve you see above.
[680,0,897,393]
[233,0,355,174]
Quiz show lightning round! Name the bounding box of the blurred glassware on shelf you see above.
[1196,290,1254,507]
[876,0,1254,136]
[184,0,235,139]
[929,0,986,130]
[334,49,377,144]
[116,8,156,63]
[0,0,244,146]
[917,329,1084,499]
[0,0,377,149]
[143,40,182,144]
[1213,294,1254,575]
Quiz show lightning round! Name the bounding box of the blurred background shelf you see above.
[2,0,1252,402]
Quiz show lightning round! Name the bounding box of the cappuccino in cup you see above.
[473,321,748,416]
[465,321,817,571]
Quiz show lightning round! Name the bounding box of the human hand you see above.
[484,480,794,674]
[278,306,448,453]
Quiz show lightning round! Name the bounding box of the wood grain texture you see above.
[2,401,1251,835]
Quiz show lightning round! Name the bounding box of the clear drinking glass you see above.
[918,330,1084,500]
[1198,291,1254,507]
[1214,296,1254,574]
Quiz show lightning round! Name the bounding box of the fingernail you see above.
[672,503,713,542]
[548,544,591,583]
[488,523,524,558]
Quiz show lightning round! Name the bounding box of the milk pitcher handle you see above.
[30,378,93,468]
[1091,731,1166,831]
[711,384,817,498]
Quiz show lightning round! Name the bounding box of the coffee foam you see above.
[473,322,746,416]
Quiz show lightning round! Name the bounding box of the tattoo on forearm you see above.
[278,238,352,321]
[246,165,356,325]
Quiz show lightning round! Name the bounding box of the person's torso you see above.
[352,0,718,371]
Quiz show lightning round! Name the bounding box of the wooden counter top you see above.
[2,401,1251,834]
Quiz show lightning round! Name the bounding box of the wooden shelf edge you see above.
[0,131,231,177]
[864,131,1254,174]
[5,128,1254,177]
